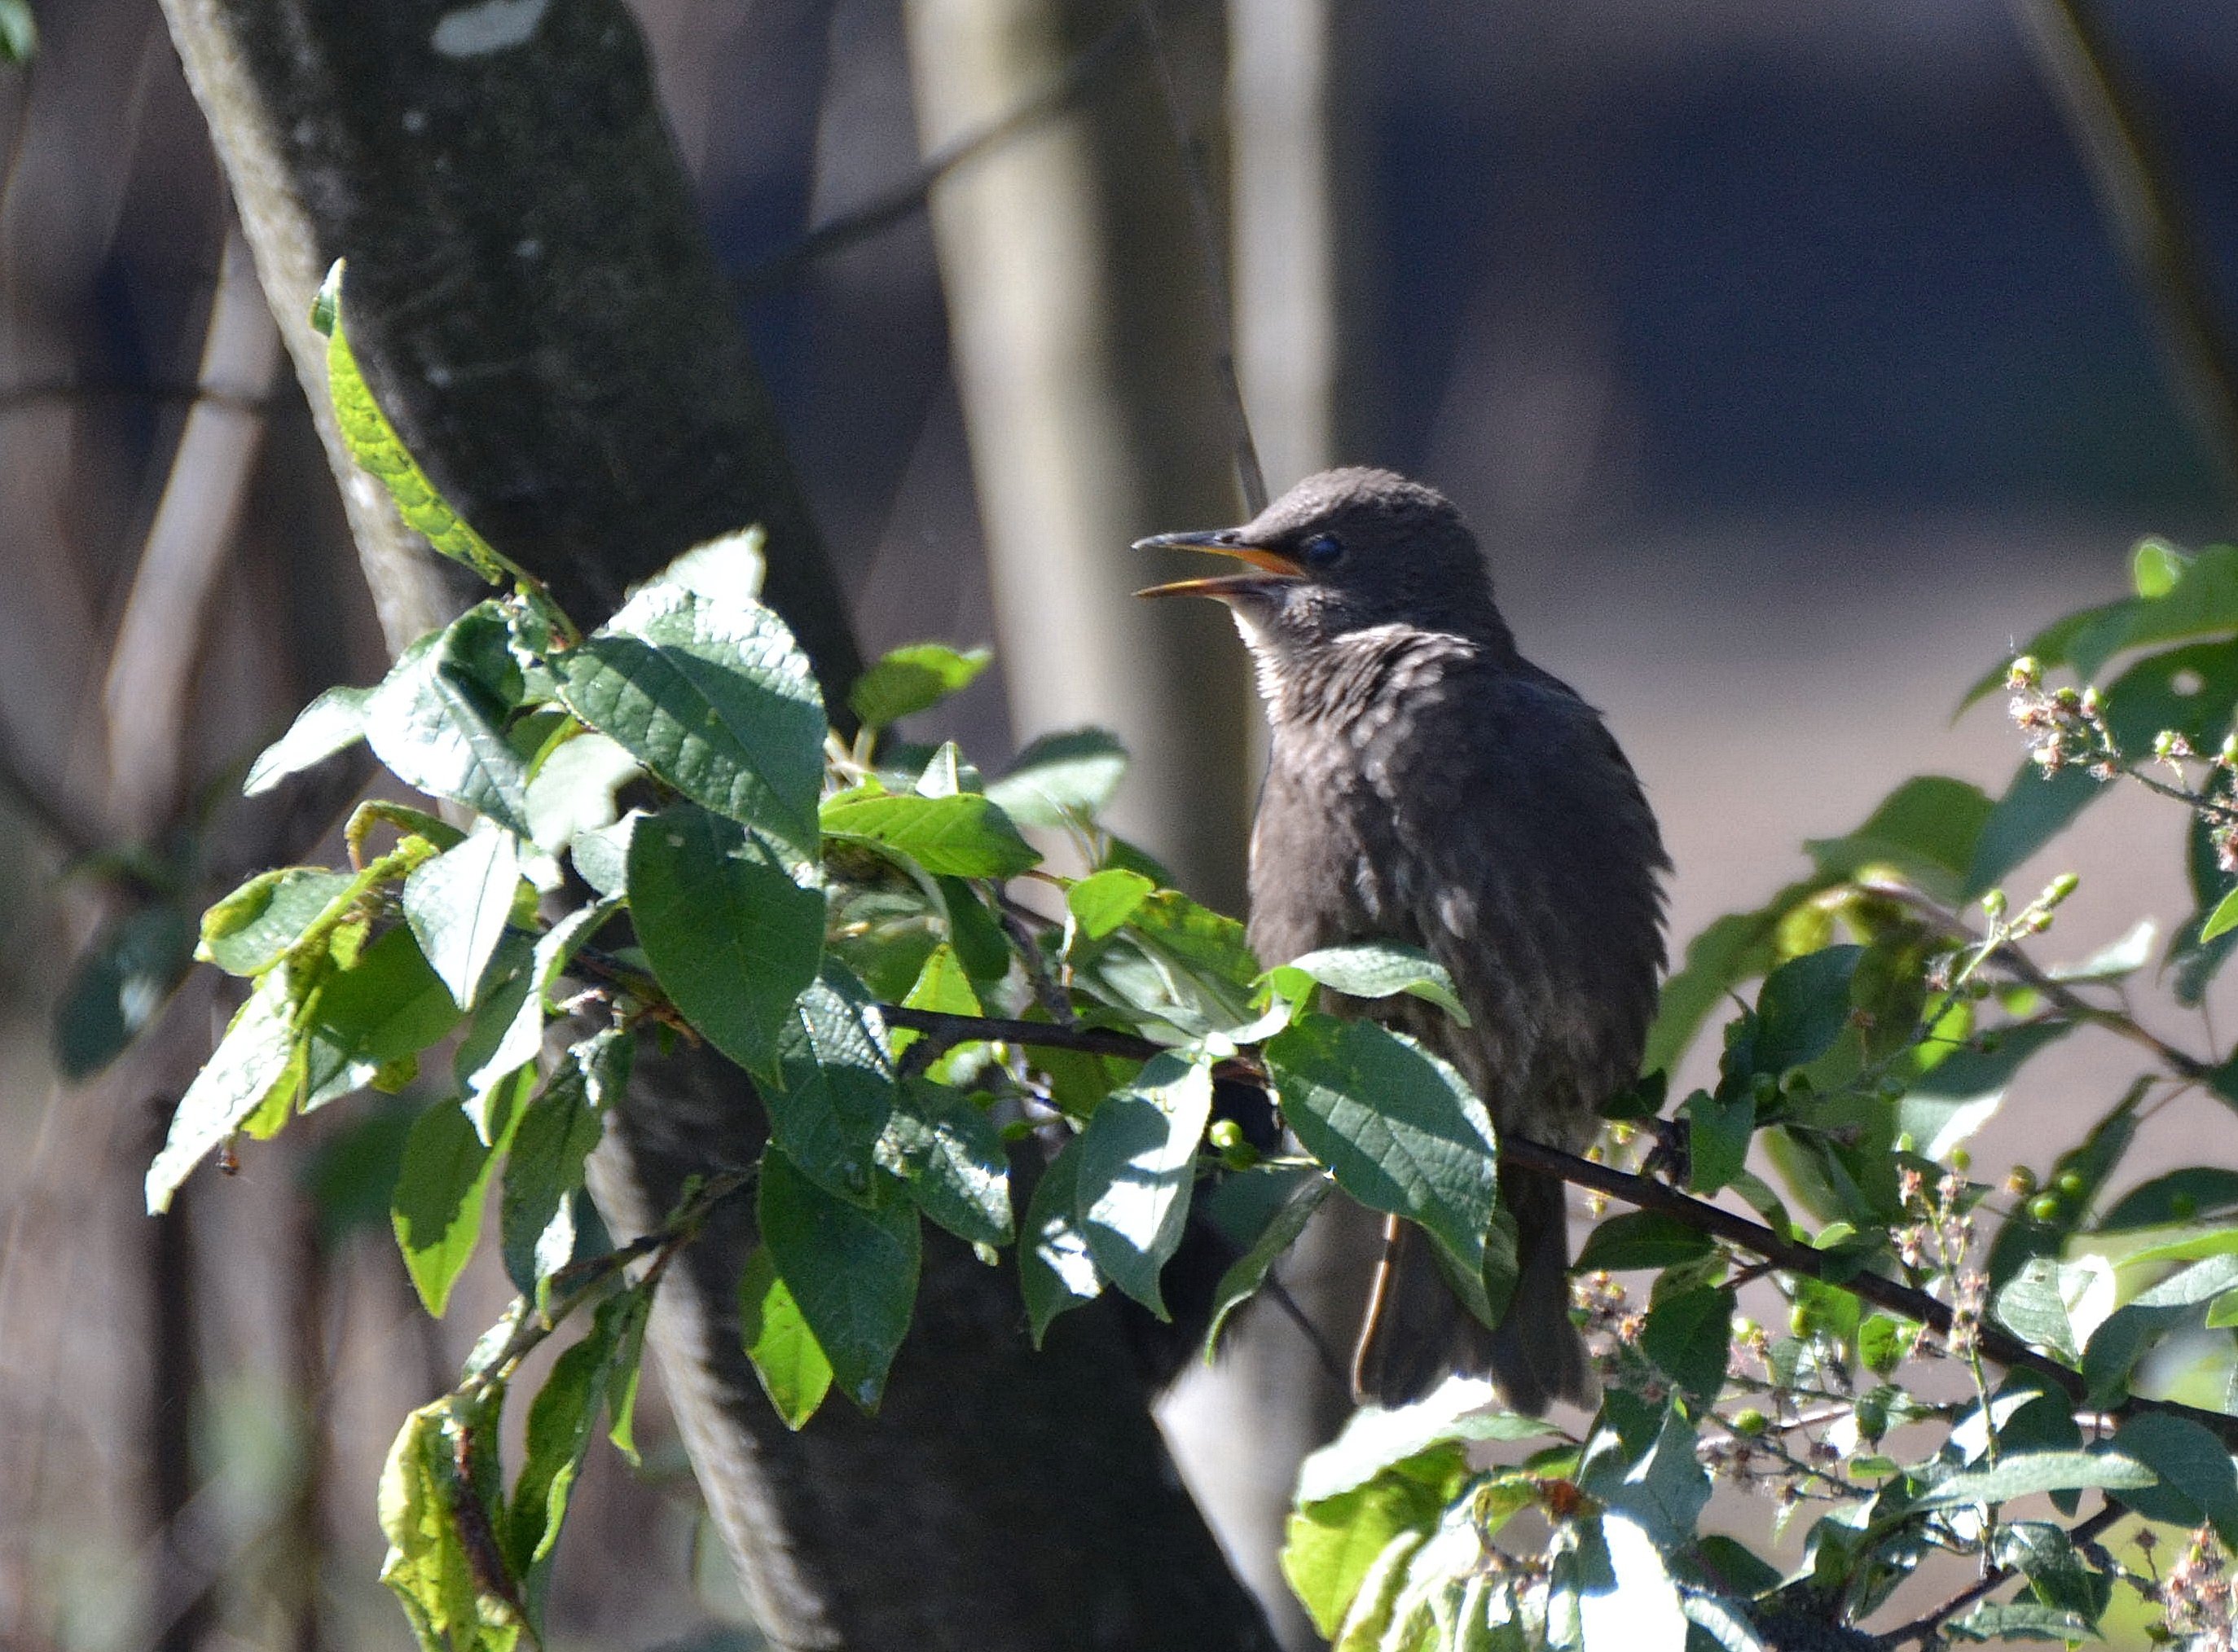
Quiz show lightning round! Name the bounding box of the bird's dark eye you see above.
[1300,531,1345,569]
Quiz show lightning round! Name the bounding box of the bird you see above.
[1135,467,1668,1413]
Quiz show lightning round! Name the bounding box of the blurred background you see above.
[2,0,2235,1647]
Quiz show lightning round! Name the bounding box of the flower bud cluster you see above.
[2161,1526,2235,1651]
[2007,657,2116,780]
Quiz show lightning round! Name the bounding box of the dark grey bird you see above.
[1137,468,1668,1413]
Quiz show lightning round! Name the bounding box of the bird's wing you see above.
[1362,650,1668,1144]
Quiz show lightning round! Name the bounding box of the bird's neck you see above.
[1247,620,1513,731]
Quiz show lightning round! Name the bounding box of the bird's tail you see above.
[1350,1166,1593,1415]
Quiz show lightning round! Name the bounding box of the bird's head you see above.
[1134,468,1507,663]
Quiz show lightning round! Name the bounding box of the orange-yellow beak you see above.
[1132,530,1304,600]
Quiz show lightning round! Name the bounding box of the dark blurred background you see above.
[1,1,2233,1647]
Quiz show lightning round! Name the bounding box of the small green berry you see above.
[2056,1170,2086,1197]
[2029,1193,2063,1223]
[1949,1148,1972,1173]
[1733,1408,1770,1437]
[2007,1167,2038,1197]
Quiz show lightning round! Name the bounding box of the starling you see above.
[1137,468,1668,1413]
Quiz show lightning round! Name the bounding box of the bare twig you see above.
[2007,0,2238,517]
[735,13,1143,295]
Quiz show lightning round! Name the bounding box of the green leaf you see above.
[738,1246,833,1430]
[402,822,522,1010]
[2100,1168,2238,1230]
[1642,873,1826,1078]
[1131,890,1260,986]
[0,1,36,62]
[146,969,306,1212]
[756,1148,919,1413]
[1066,868,1155,939]
[2202,885,2238,944]
[629,806,824,1083]
[199,868,358,978]
[1265,1014,1501,1311]
[244,684,372,796]
[366,609,534,834]
[1916,1450,2157,1509]
[876,1081,1013,1246]
[1271,942,1471,1026]
[508,1290,644,1580]
[821,789,1039,879]
[392,1082,525,1316]
[1682,1087,1753,1195]
[2108,1413,2238,1541]
[2134,536,2191,597]
[848,643,992,731]
[1282,1450,1467,1639]
[1802,775,1997,905]
[763,966,897,1203]
[522,732,641,855]
[498,1068,605,1293]
[55,904,194,1079]
[1018,1131,1104,1344]
[1071,1053,1214,1316]
[1942,1601,2094,1643]
[301,926,465,1109]
[377,1399,510,1651]
[1296,1377,1555,1505]
[557,584,824,859]
[315,262,510,584]
[2082,1252,2238,1403]
[1751,946,1862,1074]
[1640,1287,1735,1402]
[1575,1210,1717,1273]
[1205,1176,1332,1360]
[983,727,1129,827]
[645,526,767,611]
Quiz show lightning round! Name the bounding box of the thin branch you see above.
[1875,1501,2126,1648]
[0,376,272,416]
[2007,0,2238,519]
[873,1003,2238,1451]
[734,12,1143,296]
[1866,879,2214,1082]
[1132,0,1268,515]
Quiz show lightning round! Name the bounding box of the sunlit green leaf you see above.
[1019,1131,1104,1345]
[983,727,1128,827]
[301,926,464,1109]
[848,643,991,731]
[508,1290,644,1583]
[738,1246,833,1430]
[244,684,372,796]
[1576,1210,1716,1274]
[1916,1450,2156,1509]
[315,262,510,584]
[146,968,305,1213]
[1282,1448,1467,1640]
[402,822,522,1010]
[1269,942,1470,1026]
[877,1081,1013,1246]
[366,609,534,835]
[1071,1052,1213,1317]
[392,1079,525,1316]
[558,583,824,859]
[1295,1376,1554,1505]
[1066,868,1154,939]
[1266,1015,1500,1316]
[498,1066,605,1293]
[763,966,895,1204]
[821,788,1038,879]
[199,868,357,978]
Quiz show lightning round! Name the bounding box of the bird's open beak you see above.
[1131,529,1304,600]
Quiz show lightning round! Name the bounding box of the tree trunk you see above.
[152,2,1274,1645]
[903,0,1255,908]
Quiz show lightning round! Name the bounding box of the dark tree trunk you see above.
[151,2,1277,1646]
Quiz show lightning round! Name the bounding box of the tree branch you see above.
[880,1004,2238,1451]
